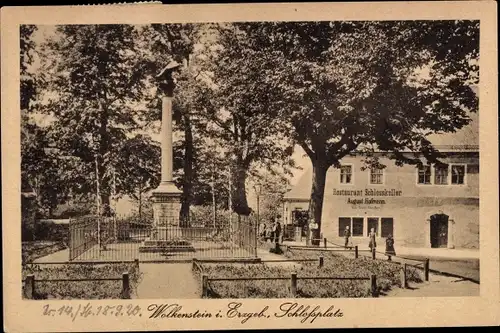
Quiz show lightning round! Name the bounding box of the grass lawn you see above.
[22,262,142,299]
[194,247,423,298]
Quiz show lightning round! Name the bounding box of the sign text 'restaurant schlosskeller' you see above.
[332,188,403,197]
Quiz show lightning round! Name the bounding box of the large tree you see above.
[236,21,479,240]
[196,23,296,216]
[20,24,38,111]
[38,25,154,213]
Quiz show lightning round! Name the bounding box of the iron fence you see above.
[68,214,258,262]
[69,216,99,261]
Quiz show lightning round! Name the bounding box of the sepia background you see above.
[3,2,499,331]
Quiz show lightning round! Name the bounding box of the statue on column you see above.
[156,60,182,97]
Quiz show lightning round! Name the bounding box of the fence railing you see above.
[230,217,258,257]
[200,272,377,298]
[68,215,258,261]
[69,215,101,261]
[23,271,132,299]
[193,257,377,298]
[285,238,430,285]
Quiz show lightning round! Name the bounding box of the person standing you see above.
[385,234,396,260]
[269,219,276,243]
[368,228,377,252]
[343,225,351,248]
[274,220,282,244]
[259,221,266,239]
[309,218,319,245]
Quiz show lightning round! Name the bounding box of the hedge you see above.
[22,262,142,300]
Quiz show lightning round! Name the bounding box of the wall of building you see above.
[288,152,479,249]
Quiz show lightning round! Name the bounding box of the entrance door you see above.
[430,213,449,248]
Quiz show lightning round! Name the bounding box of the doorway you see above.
[430,213,449,248]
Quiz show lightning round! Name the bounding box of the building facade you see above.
[283,116,479,250]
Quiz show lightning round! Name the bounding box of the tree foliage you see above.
[235,21,479,232]
[38,25,154,212]
[194,23,297,215]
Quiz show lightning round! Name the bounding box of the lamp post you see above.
[254,183,262,226]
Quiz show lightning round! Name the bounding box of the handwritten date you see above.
[42,303,142,321]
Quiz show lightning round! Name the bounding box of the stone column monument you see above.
[140,60,184,252]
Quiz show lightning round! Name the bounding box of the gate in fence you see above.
[68,214,258,262]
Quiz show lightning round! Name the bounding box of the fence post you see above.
[122,272,130,299]
[370,274,377,297]
[319,256,324,268]
[424,258,430,282]
[323,238,327,249]
[400,264,407,289]
[201,274,208,298]
[290,272,297,297]
[371,247,376,260]
[25,274,35,299]
[355,246,359,259]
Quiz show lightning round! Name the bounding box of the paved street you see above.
[401,255,479,283]
[386,273,479,297]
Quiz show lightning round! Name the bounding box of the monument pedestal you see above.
[139,182,195,253]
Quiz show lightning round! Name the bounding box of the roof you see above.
[427,111,479,150]
[284,167,312,201]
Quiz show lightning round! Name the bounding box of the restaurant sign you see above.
[333,188,403,208]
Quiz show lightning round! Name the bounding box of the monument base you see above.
[138,183,194,254]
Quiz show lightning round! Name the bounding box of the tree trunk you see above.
[232,165,251,216]
[180,113,194,226]
[309,160,329,246]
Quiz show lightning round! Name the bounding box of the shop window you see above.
[340,165,352,184]
[367,217,379,236]
[417,165,432,184]
[352,217,364,236]
[451,165,466,184]
[369,168,384,184]
[338,217,351,237]
[434,165,448,185]
[381,218,394,238]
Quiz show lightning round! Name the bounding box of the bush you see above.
[194,250,423,298]
[195,261,373,299]
[33,221,69,242]
[22,262,142,299]
[285,249,423,289]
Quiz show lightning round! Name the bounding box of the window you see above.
[451,165,465,184]
[370,168,384,184]
[352,217,364,236]
[367,217,379,236]
[417,165,432,184]
[340,165,352,184]
[338,217,351,237]
[381,218,394,237]
[434,165,448,185]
